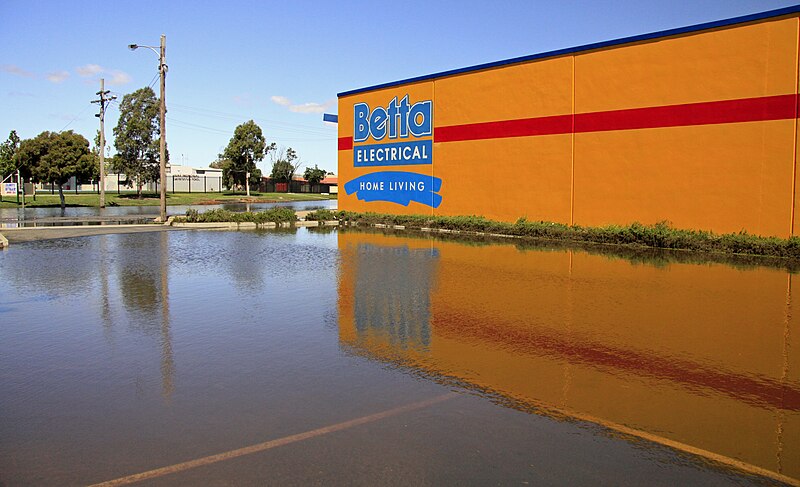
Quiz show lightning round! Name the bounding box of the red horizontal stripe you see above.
[435,114,573,143]
[431,93,798,144]
[338,136,353,151]
[337,94,798,149]
[576,93,797,133]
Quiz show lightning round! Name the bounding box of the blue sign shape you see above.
[344,171,443,208]
[354,95,432,142]
[354,140,432,167]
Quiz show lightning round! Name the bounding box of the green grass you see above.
[175,207,297,224]
[335,211,800,260]
[304,209,337,221]
[0,191,337,208]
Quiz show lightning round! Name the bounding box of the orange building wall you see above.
[338,14,800,238]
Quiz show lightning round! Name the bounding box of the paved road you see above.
[0,214,160,225]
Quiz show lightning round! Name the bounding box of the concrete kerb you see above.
[347,222,525,242]
[170,221,265,229]
[169,220,339,229]
[296,220,340,227]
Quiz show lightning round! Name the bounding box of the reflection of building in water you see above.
[353,243,437,351]
[338,230,799,484]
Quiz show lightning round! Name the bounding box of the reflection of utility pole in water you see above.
[160,231,174,399]
[776,273,793,474]
[100,235,112,336]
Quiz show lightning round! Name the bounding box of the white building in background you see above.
[163,165,223,192]
[36,165,224,193]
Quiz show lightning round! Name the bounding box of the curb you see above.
[169,221,338,229]
[169,222,283,229]
[296,220,340,227]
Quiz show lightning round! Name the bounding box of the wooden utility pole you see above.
[92,78,115,208]
[128,35,168,220]
[159,34,167,222]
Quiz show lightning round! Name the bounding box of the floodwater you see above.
[0,226,797,485]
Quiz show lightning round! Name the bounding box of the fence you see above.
[257,180,336,194]
[29,175,338,195]
[37,174,225,194]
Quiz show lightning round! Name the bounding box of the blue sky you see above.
[1,0,797,175]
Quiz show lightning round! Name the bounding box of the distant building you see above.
[35,165,224,194]
[259,173,338,194]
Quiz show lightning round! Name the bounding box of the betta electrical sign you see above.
[344,93,442,209]
[352,95,432,166]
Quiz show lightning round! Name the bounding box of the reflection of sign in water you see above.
[344,171,442,208]
[354,243,438,350]
[2,183,17,195]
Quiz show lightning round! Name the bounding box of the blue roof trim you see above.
[338,5,800,98]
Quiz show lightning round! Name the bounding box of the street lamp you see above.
[129,35,168,222]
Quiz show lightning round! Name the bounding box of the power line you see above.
[59,104,92,132]
[167,116,333,142]
[168,102,335,136]
[147,72,159,90]
[167,117,231,135]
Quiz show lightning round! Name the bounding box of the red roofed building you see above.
[259,174,338,194]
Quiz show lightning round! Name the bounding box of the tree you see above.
[221,120,272,195]
[16,131,94,209]
[303,164,327,184]
[91,130,107,181]
[209,157,228,169]
[210,157,234,188]
[112,87,164,196]
[0,130,21,179]
[270,146,302,183]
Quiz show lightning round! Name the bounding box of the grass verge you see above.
[334,211,800,260]
[175,207,297,224]
[304,209,337,221]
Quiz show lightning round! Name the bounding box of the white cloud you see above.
[76,64,103,77]
[46,71,70,83]
[2,64,34,78]
[74,64,131,86]
[270,95,291,107]
[272,95,334,114]
[289,102,328,114]
[108,70,131,86]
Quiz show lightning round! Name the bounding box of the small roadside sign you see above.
[2,182,17,196]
